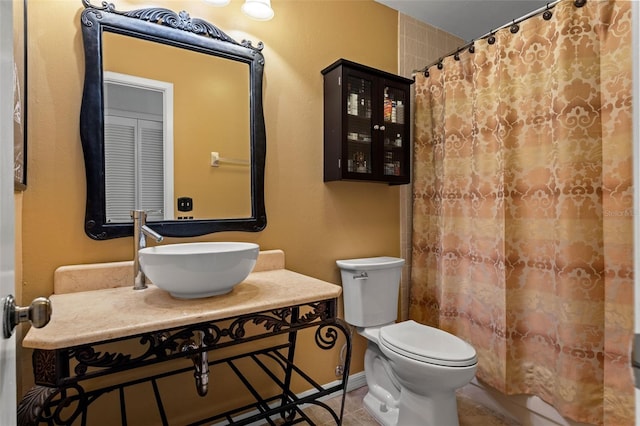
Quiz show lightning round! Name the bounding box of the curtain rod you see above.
[412,0,577,76]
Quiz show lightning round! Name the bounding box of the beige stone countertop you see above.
[23,268,342,351]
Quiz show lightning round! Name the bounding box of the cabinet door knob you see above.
[373,124,380,130]
[380,125,386,131]
[3,295,52,338]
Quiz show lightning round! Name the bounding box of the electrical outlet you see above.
[177,197,193,212]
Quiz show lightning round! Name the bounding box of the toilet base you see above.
[363,386,460,426]
[397,387,460,426]
[363,391,398,426]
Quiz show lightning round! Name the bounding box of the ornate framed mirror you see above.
[80,0,266,239]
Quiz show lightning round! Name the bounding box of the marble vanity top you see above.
[22,250,342,350]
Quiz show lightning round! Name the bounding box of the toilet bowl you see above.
[337,257,478,426]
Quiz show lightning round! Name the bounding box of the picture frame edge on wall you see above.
[13,0,27,191]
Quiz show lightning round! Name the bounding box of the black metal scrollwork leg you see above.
[315,319,353,425]
[17,384,86,426]
[315,324,340,350]
[278,330,298,423]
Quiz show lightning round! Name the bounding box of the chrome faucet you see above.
[131,210,164,290]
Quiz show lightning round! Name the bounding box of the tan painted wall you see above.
[14,192,23,398]
[19,0,401,420]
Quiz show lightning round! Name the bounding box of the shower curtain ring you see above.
[543,3,553,20]
[454,50,460,61]
[468,42,475,54]
[437,60,443,70]
[488,32,496,45]
[510,20,519,34]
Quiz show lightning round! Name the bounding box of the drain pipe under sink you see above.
[181,330,209,397]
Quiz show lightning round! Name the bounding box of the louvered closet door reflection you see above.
[138,121,164,221]
[104,115,164,223]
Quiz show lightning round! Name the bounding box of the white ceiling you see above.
[375,0,549,42]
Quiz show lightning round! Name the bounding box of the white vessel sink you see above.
[138,242,260,299]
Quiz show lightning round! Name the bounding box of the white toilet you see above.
[337,256,477,426]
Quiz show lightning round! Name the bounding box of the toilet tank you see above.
[336,257,405,327]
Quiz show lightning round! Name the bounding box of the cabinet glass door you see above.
[382,85,407,177]
[346,75,373,175]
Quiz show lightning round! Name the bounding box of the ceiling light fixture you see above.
[204,0,231,6]
[241,0,274,21]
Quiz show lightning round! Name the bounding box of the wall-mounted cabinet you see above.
[322,59,413,185]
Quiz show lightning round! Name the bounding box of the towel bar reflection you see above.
[211,151,250,167]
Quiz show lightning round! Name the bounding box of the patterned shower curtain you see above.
[410,1,633,424]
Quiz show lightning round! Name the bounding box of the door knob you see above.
[3,294,52,338]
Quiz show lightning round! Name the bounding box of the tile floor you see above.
[275,385,520,425]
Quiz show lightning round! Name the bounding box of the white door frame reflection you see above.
[104,71,174,222]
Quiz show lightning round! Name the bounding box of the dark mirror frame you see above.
[80,0,267,240]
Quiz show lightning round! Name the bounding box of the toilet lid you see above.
[336,256,405,271]
[379,321,477,367]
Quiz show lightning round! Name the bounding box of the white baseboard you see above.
[344,370,367,392]
[459,378,594,426]
[212,371,367,426]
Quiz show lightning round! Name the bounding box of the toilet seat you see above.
[379,320,477,367]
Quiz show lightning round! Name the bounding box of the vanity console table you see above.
[18,251,352,425]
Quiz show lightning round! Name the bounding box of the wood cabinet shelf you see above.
[322,59,413,185]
